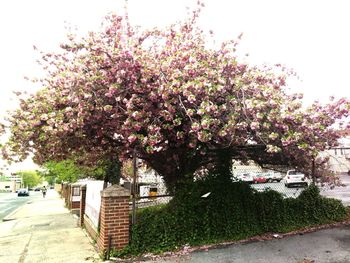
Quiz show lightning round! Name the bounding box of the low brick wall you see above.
[79,184,130,255]
[80,185,86,227]
[71,201,80,209]
[62,183,68,200]
[84,214,99,241]
[97,195,130,251]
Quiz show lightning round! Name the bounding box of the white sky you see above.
[0,0,349,171]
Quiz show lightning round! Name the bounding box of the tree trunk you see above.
[209,149,232,181]
[143,148,200,194]
[103,159,121,188]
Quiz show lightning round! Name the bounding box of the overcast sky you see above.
[0,0,349,171]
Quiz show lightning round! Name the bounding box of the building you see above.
[322,130,350,174]
[0,175,21,192]
[120,163,167,197]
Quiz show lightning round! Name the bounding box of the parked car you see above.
[264,172,283,182]
[17,188,29,196]
[284,170,308,188]
[233,173,254,184]
[253,173,268,184]
[34,187,41,191]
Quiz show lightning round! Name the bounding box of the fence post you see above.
[97,185,130,255]
[79,184,86,227]
[68,184,72,209]
[63,183,68,203]
[132,149,138,225]
[312,158,316,184]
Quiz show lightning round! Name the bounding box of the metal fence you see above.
[132,195,173,209]
[129,165,344,225]
[232,165,312,198]
[128,168,309,225]
[129,194,173,226]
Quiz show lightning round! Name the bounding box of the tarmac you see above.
[151,225,350,263]
[0,190,101,263]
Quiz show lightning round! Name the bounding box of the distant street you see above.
[249,173,350,205]
[0,191,41,221]
[251,181,308,198]
[321,173,350,206]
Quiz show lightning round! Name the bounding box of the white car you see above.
[263,172,283,183]
[284,170,308,188]
[233,173,254,184]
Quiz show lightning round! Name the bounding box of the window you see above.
[72,186,80,196]
[5,186,10,189]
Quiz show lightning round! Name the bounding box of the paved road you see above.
[251,181,307,198]
[156,226,350,263]
[321,174,350,206]
[249,173,350,205]
[0,191,41,221]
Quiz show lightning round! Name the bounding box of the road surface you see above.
[0,191,41,221]
[320,173,350,206]
[249,173,350,205]
[154,226,350,263]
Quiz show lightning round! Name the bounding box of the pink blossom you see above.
[191,123,200,132]
[128,134,137,143]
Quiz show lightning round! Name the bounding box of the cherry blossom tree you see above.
[2,3,349,191]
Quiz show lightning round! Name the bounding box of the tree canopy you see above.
[2,3,349,190]
[17,170,42,188]
[40,159,121,184]
[41,160,83,184]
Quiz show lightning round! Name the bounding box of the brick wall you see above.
[67,185,72,209]
[62,183,68,200]
[62,184,71,208]
[71,201,80,209]
[84,214,99,241]
[97,185,130,254]
[79,185,86,227]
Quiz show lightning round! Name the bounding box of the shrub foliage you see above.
[127,177,347,255]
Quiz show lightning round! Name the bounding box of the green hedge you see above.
[122,177,347,256]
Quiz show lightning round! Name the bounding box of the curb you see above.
[2,202,28,222]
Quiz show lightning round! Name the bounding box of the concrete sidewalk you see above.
[0,190,101,263]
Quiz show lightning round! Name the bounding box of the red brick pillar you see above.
[67,185,72,209]
[97,185,130,254]
[62,183,66,199]
[63,183,69,204]
[79,184,86,227]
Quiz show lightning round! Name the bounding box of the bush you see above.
[124,178,347,256]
